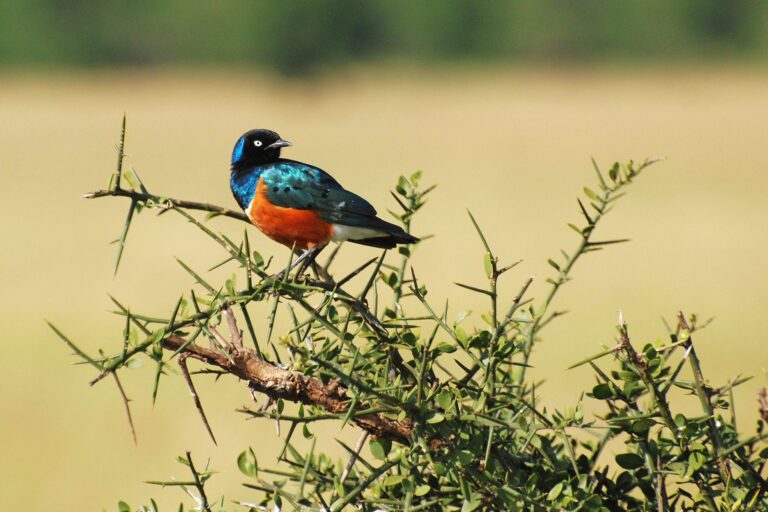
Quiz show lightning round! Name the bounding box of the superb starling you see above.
[230,129,418,271]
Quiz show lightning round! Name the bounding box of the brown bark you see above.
[162,334,414,444]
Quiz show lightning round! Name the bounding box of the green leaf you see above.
[454,309,471,325]
[455,326,468,345]
[237,450,257,476]
[461,497,482,512]
[436,389,453,409]
[396,175,409,196]
[609,162,620,181]
[584,495,603,511]
[616,453,644,470]
[251,250,264,268]
[383,474,407,487]
[224,274,236,296]
[123,168,138,190]
[688,451,707,473]
[583,187,599,201]
[483,253,494,279]
[147,328,166,346]
[591,383,614,400]
[369,438,391,460]
[415,484,430,496]
[457,450,474,465]
[426,412,445,424]
[435,341,457,353]
[547,482,563,501]
[118,501,131,512]
[631,418,655,435]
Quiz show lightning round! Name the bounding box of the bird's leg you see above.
[310,260,329,282]
[272,248,314,281]
[296,245,325,278]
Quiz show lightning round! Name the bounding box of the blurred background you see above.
[2,1,768,510]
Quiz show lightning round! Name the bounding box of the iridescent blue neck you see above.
[230,167,262,210]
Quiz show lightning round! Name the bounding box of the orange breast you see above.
[248,178,333,250]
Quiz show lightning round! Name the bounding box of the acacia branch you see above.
[86,185,393,345]
[84,187,249,222]
[161,334,414,444]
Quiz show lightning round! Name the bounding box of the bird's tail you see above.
[348,217,419,249]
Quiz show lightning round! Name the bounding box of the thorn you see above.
[225,307,243,348]
[112,372,137,445]
[178,353,217,445]
[340,431,369,484]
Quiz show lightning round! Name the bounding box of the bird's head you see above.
[231,129,291,169]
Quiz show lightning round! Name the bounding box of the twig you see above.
[619,320,719,511]
[84,187,248,222]
[330,459,399,512]
[516,158,660,385]
[185,451,211,512]
[678,312,731,482]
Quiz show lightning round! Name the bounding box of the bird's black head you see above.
[231,129,291,170]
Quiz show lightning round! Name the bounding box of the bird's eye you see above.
[253,140,263,147]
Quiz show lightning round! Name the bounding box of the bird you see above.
[229,129,418,274]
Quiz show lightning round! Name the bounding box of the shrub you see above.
[54,119,768,511]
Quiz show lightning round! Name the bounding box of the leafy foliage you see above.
[3,1,768,74]
[55,122,768,511]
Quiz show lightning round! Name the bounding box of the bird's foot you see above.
[269,269,289,282]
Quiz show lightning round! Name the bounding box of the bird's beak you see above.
[267,139,292,150]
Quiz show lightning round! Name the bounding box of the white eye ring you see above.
[253,140,263,147]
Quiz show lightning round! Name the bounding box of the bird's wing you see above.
[261,161,380,227]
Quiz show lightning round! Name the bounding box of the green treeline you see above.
[1,0,766,74]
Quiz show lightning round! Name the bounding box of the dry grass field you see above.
[2,67,767,510]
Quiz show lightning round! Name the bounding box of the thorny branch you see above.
[64,122,768,511]
[162,332,415,445]
[81,164,429,446]
[185,451,211,512]
[84,187,249,223]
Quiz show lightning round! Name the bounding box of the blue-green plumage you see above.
[230,129,419,249]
